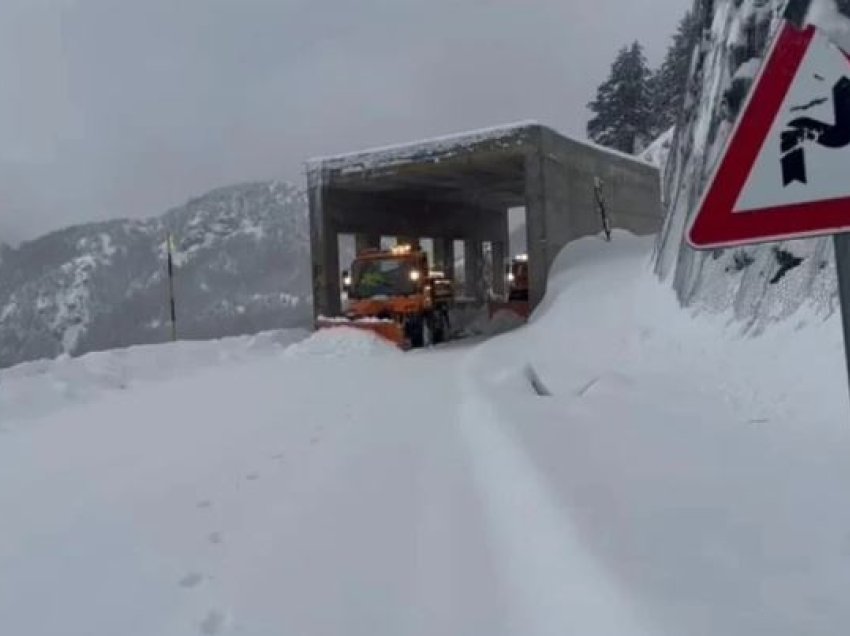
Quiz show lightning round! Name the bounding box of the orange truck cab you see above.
[328,245,453,348]
[488,254,531,321]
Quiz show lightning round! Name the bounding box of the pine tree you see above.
[650,11,701,134]
[586,42,654,154]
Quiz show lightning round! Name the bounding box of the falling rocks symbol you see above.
[781,76,850,185]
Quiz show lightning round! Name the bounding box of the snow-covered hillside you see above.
[2,231,848,636]
[655,0,850,329]
[0,181,311,369]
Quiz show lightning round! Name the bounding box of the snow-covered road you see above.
[1,341,480,635]
[3,233,850,636]
[0,333,646,635]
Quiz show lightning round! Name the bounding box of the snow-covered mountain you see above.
[654,0,850,331]
[0,181,312,369]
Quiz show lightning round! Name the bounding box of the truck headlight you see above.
[507,272,515,283]
[409,270,421,281]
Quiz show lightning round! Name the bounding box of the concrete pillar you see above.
[308,173,342,320]
[433,238,455,278]
[491,240,506,297]
[464,240,485,302]
[354,234,380,254]
[524,150,548,310]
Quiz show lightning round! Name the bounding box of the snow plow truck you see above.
[317,244,453,349]
[506,254,529,301]
[488,254,531,321]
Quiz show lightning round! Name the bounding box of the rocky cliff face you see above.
[0,181,311,368]
[654,0,850,332]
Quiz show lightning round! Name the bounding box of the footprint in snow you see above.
[208,532,223,545]
[245,473,259,481]
[179,572,204,588]
[196,500,213,509]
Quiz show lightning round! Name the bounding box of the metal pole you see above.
[833,235,850,399]
[594,177,612,242]
[166,234,177,342]
[783,0,850,401]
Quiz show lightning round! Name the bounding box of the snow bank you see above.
[485,310,527,335]
[283,326,402,359]
[461,307,527,338]
[0,329,308,424]
[467,231,850,636]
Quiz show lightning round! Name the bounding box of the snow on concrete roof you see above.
[640,126,676,169]
[306,120,539,172]
[306,120,655,175]
[566,136,657,168]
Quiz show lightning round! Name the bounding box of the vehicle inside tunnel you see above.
[306,121,662,346]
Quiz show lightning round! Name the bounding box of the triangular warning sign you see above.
[688,22,850,249]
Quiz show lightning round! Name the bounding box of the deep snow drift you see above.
[466,231,850,635]
[2,231,849,636]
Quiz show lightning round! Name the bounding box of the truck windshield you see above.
[350,258,417,298]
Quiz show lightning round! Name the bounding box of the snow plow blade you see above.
[316,317,407,348]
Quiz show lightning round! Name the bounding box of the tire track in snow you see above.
[458,354,653,636]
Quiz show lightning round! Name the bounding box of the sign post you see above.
[834,233,850,388]
[594,177,612,242]
[166,234,177,342]
[687,0,850,398]
[782,0,850,391]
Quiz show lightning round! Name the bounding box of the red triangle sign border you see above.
[688,22,850,249]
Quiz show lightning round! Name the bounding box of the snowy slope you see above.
[2,232,849,635]
[0,181,311,369]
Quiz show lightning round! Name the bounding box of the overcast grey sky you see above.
[0,0,689,243]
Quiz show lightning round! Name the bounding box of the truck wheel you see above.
[422,318,433,348]
[432,312,446,344]
[407,317,424,348]
[431,316,442,345]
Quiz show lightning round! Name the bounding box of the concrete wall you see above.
[308,124,661,320]
[309,185,509,318]
[546,129,662,238]
[308,171,343,319]
[522,127,662,306]
[327,192,508,243]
